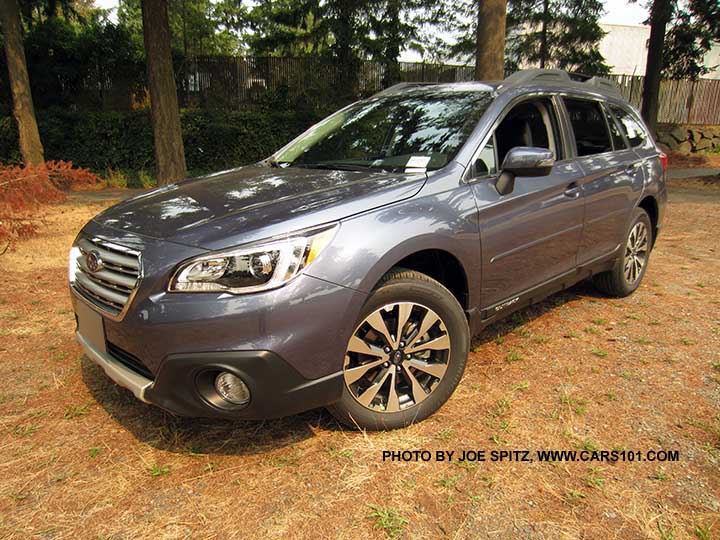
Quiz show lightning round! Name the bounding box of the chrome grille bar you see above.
[71,237,141,318]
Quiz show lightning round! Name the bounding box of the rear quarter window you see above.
[609,105,647,147]
[563,98,614,157]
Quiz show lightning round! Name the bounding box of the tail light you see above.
[659,152,668,170]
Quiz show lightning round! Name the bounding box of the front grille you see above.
[71,237,141,317]
[106,341,155,380]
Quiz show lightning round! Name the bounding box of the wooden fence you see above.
[611,74,720,125]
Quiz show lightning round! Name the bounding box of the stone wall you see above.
[656,125,720,155]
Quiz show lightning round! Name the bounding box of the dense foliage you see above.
[0,108,321,173]
[661,0,720,80]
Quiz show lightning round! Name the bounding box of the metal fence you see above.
[611,74,720,125]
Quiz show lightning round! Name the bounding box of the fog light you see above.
[214,372,250,406]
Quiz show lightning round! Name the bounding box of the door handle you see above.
[564,182,581,198]
[625,163,640,174]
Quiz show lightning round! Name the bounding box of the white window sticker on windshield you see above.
[405,156,432,172]
[406,156,431,169]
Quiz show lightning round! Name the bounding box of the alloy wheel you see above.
[623,221,648,284]
[342,302,451,413]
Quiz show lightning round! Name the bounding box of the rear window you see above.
[563,98,613,157]
[610,106,647,147]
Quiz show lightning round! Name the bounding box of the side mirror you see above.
[495,147,555,196]
[501,146,555,177]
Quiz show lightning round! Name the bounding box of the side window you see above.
[563,98,613,157]
[610,105,647,147]
[474,135,497,177]
[602,105,627,150]
[494,98,561,165]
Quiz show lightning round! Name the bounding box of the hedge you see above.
[0,108,322,173]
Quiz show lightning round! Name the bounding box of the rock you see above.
[664,137,680,151]
[690,128,703,142]
[700,127,715,139]
[677,141,693,155]
[695,138,713,151]
[657,142,672,154]
[670,126,688,142]
[712,137,720,148]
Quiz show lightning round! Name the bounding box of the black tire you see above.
[328,268,469,431]
[593,207,653,297]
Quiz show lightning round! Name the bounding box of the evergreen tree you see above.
[505,0,610,75]
[661,0,720,79]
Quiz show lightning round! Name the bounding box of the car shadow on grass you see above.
[81,279,605,455]
[80,358,341,456]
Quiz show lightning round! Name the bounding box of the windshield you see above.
[273,89,493,172]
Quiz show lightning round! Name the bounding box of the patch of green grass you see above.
[625,313,640,320]
[680,338,694,346]
[652,468,669,481]
[52,351,68,362]
[63,402,92,419]
[620,370,632,379]
[505,350,524,363]
[636,337,653,345]
[711,362,720,372]
[511,381,529,391]
[327,446,354,460]
[579,439,599,452]
[583,326,599,335]
[148,464,170,478]
[531,334,550,344]
[490,398,511,418]
[13,424,39,437]
[564,489,586,502]
[436,427,453,441]
[434,474,461,489]
[606,392,618,401]
[657,522,675,540]
[649,319,661,326]
[455,459,478,471]
[367,505,408,539]
[560,393,588,415]
[694,524,713,540]
[494,334,505,345]
[89,447,101,458]
[564,331,580,338]
[585,467,605,488]
[591,348,608,358]
[490,433,505,445]
[591,318,608,325]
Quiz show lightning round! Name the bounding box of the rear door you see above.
[468,96,585,310]
[560,97,644,265]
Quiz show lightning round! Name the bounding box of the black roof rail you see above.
[501,69,572,87]
[584,76,623,98]
[498,68,623,98]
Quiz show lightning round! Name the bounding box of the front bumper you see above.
[75,311,345,419]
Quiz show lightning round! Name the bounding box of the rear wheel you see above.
[593,208,653,297]
[328,269,469,430]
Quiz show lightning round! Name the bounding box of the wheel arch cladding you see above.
[390,250,469,310]
[638,195,659,248]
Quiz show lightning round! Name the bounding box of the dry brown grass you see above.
[0,183,718,540]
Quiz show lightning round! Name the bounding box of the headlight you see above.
[168,224,337,294]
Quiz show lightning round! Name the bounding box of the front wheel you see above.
[328,268,469,430]
[593,207,653,297]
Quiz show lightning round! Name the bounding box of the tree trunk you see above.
[641,0,672,135]
[141,0,187,185]
[475,0,507,80]
[0,0,44,166]
[539,0,549,68]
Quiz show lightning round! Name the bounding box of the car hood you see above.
[92,165,426,249]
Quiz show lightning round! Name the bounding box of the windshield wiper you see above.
[290,162,376,172]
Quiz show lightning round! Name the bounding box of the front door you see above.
[469,97,585,310]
